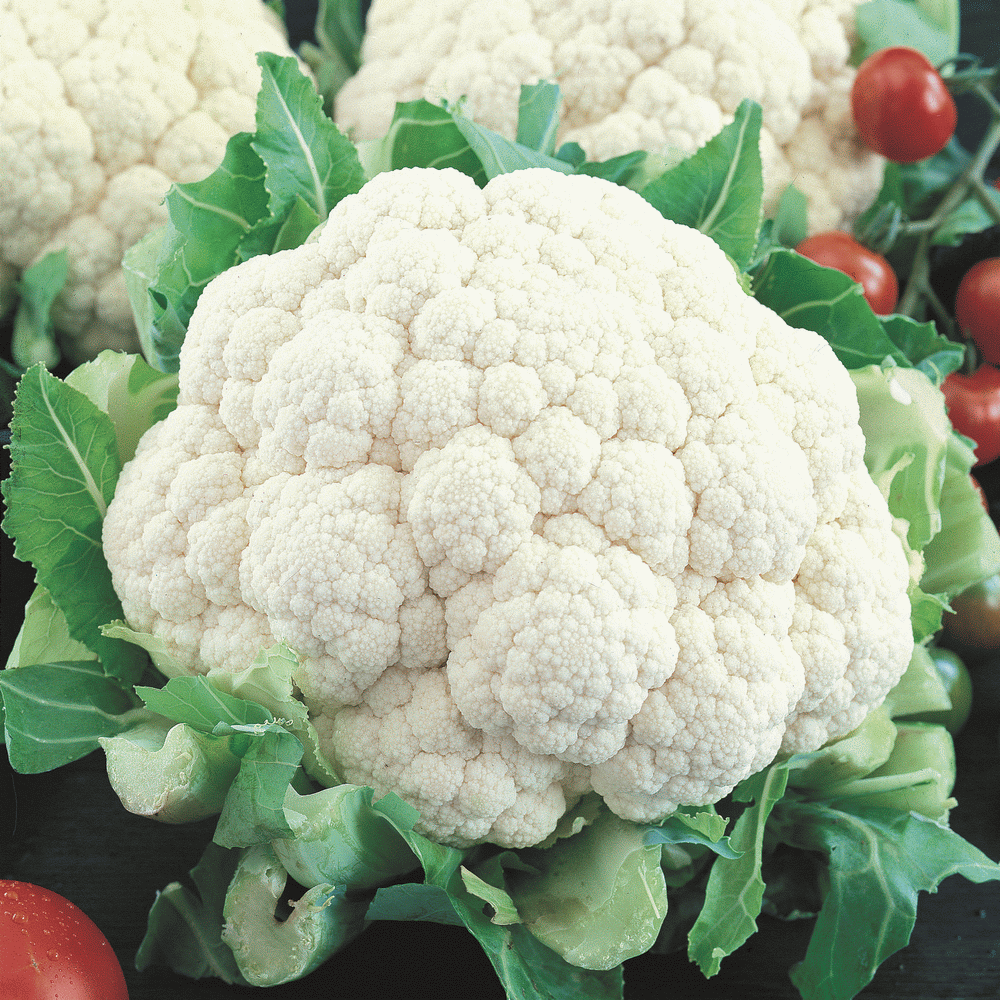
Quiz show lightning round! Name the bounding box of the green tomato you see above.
[901,647,973,734]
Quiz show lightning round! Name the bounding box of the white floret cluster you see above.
[0,0,297,360]
[104,166,912,848]
[336,0,882,233]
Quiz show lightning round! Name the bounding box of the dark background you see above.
[3,2,999,998]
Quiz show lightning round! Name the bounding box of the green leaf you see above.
[5,586,95,671]
[100,720,243,823]
[770,184,809,249]
[645,809,740,860]
[213,724,304,847]
[920,430,1000,599]
[1,365,143,685]
[752,249,910,369]
[300,0,365,111]
[358,99,488,184]
[639,100,764,270]
[274,785,420,892]
[775,799,1000,1000]
[451,105,574,181]
[137,842,249,985]
[516,82,562,156]
[122,229,165,368]
[222,844,369,986]
[65,350,178,463]
[12,249,68,369]
[377,812,626,999]
[149,132,269,371]
[250,53,366,226]
[852,0,960,66]
[687,762,791,977]
[575,150,648,186]
[136,675,273,732]
[507,809,668,970]
[0,660,136,773]
[878,314,963,384]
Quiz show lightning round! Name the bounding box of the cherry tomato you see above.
[955,257,1000,364]
[942,572,1000,656]
[0,881,129,1000]
[796,231,899,314]
[851,47,957,163]
[941,364,1000,466]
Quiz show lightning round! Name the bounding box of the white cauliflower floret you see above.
[336,0,882,232]
[0,0,298,362]
[104,166,913,848]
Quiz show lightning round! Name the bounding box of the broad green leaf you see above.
[213,723,304,847]
[301,0,365,111]
[65,350,178,463]
[516,82,562,155]
[100,720,242,823]
[452,107,574,180]
[357,100,488,184]
[508,809,668,970]
[878,315,963,384]
[687,762,791,977]
[136,675,273,732]
[461,866,522,926]
[222,844,369,986]
[752,249,910,369]
[639,100,764,270]
[5,586,95,671]
[273,785,419,891]
[207,644,338,786]
[851,364,950,551]
[645,808,740,860]
[2,365,143,685]
[771,183,809,250]
[378,810,625,999]
[575,150,648,186]
[776,799,1000,1000]
[366,882,463,924]
[249,53,366,226]
[123,229,164,367]
[852,0,960,65]
[920,430,1000,599]
[137,842,249,984]
[149,131,269,370]
[12,249,68,369]
[1,660,137,772]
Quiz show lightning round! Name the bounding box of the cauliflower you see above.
[102,166,913,849]
[0,0,298,362]
[335,0,883,233]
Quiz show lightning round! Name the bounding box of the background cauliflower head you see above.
[103,166,913,849]
[0,0,298,362]
[336,0,883,233]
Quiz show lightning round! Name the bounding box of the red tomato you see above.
[942,572,1000,656]
[0,881,129,1000]
[955,257,1000,364]
[851,47,957,163]
[796,231,899,314]
[941,365,1000,466]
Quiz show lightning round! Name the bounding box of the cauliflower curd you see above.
[0,0,297,361]
[336,0,883,233]
[103,166,913,848]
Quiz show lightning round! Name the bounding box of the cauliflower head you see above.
[0,0,297,362]
[336,0,883,233]
[103,166,913,848]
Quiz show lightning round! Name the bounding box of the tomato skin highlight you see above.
[0,881,129,1000]
[955,257,1000,364]
[796,231,899,314]
[941,365,1000,466]
[851,47,957,163]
